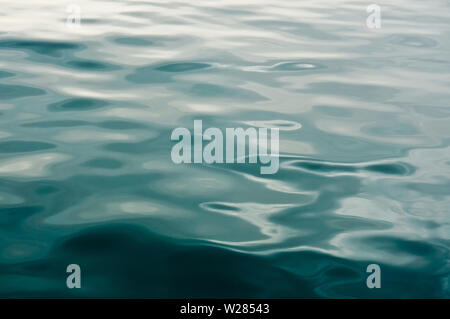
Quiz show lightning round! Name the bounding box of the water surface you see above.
[0,0,449,298]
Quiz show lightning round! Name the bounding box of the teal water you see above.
[0,0,449,298]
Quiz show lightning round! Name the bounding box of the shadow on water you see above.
[0,224,445,298]
[0,224,316,298]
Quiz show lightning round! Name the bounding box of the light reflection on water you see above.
[0,0,449,298]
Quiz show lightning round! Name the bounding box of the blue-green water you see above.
[0,0,449,298]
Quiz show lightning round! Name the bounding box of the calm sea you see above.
[0,0,449,298]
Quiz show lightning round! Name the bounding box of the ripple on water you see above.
[155,62,211,73]
[388,34,438,48]
[270,61,323,71]
[98,120,147,130]
[363,163,415,176]
[45,197,169,225]
[299,82,398,102]
[0,153,68,177]
[22,120,89,128]
[200,201,297,245]
[23,119,147,130]
[0,70,14,79]
[293,161,358,173]
[288,160,415,176]
[82,157,123,169]
[55,130,133,143]
[9,224,309,297]
[190,83,268,101]
[0,0,448,299]
[412,105,450,118]
[0,140,55,153]
[112,36,155,46]
[0,39,82,57]
[65,59,120,72]
[1,241,47,263]
[0,84,46,100]
[363,122,419,136]
[243,120,302,130]
[0,192,24,205]
[315,105,353,118]
[48,98,109,112]
[126,65,171,84]
[103,138,158,154]
[152,170,234,198]
[126,62,211,84]
[200,202,241,214]
[357,235,448,269]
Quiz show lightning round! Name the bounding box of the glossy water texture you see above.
[0,0,449,298]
